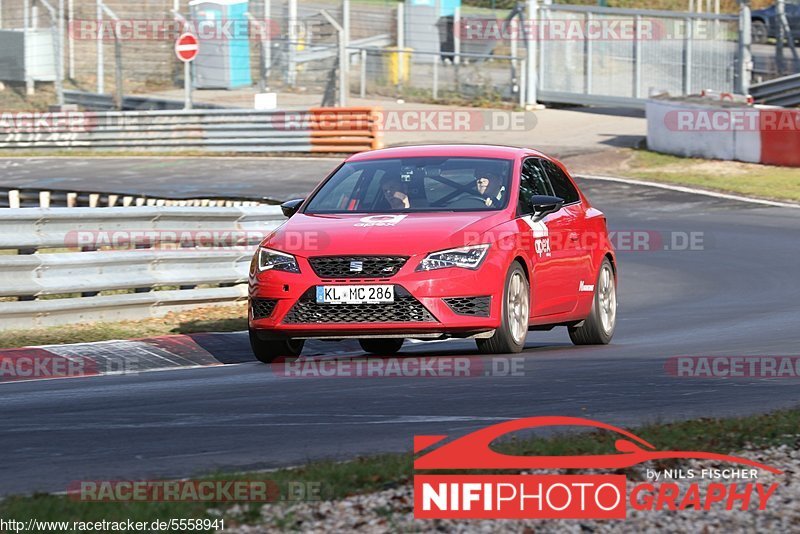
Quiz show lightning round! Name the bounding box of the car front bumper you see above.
[248,252,508,339]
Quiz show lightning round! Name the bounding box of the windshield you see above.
[304,157,514,214]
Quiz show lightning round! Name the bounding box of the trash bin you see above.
[386,47,412,85]
[189,0,252,89]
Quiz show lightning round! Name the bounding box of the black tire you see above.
[359,338,404,354]
[476,261,529,355]
[752,20,768,45]
[249,329,304,364]
[569,258,617,346]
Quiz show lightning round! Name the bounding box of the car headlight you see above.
[256,247,300,273]
[417,244,490,272]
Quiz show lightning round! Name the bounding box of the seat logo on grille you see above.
[350,261,364,273]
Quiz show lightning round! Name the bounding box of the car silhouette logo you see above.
[350,261,364,273]
[413,416,782,473]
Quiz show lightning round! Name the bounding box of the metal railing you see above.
[0,206,284,329]
[0,107,383,153]
[750,72,800,107]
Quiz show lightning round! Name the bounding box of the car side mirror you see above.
[280,198,304,218]
[530,195,564,221]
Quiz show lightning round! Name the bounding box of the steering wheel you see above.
[458,194,489,208]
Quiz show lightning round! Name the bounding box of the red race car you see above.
[248,145,617,361]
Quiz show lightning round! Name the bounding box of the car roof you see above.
[346,144,546,162]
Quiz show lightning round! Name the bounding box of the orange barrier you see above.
[308,107,384,153]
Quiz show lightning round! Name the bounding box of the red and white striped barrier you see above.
[647,99,800,167]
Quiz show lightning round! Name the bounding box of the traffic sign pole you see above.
[185,61,193,110]
[175,33,200,110]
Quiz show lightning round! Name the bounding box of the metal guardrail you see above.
[0,186,279,209]
[0,107,383,154]
[64,90,228,111]
[750,73,800,107]
[0,206,285,329]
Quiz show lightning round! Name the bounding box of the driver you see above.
[380,174,412,210]
[476,172,506,207]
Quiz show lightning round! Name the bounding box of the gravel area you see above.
[219,440,800,533]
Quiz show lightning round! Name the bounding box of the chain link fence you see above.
[0,0,744,111]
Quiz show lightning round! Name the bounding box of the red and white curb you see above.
[0,335,228,384]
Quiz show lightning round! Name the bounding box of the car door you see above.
[539,159,594,297]
[518,158,579,317]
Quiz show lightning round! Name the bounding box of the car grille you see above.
[283,287,436,324]
[308,256,408,279]
[443,296,492,317]
[250,298,278,320]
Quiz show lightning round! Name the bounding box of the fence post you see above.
[320,9,347,106]
[97,0,104,93]
[454,6,461,66]
[360,48,367,98]
[736,1,752,95]
[397,2,405,86]
[634,14,642,99]
[114,35,123,109]
[432,53,438,100]
[683,16,693,95]
[264,0,271,86]
[584,11,593,94]
[287,0,297,86]
[525,0,538,107]
[68,0,75,78]
[342,0,350,99]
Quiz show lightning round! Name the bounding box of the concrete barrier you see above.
[646,99,761,164]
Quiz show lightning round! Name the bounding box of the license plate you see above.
[316,285,395,304]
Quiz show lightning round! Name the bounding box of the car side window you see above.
[540,160,580,205]
[518,159,553,215]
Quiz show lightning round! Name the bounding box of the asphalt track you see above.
[0,157,342,201]
[2,176,800,497]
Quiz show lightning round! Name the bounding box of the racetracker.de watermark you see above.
[281,110,537,133]
[64,230,271,251]
[272,356,525,378]
[456,18,728,42]
[664,109,800,132]
[67,480,321,502]
[0,352,138,382]
[666,356,800,378]
[69,18,283,41]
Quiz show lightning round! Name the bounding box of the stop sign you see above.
[175,33,199,62]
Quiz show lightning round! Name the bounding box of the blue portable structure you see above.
[189,0,252,89]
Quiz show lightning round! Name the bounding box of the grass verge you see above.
[617,149,800,203]
[1,407,798,530]
[0,304,248,350]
